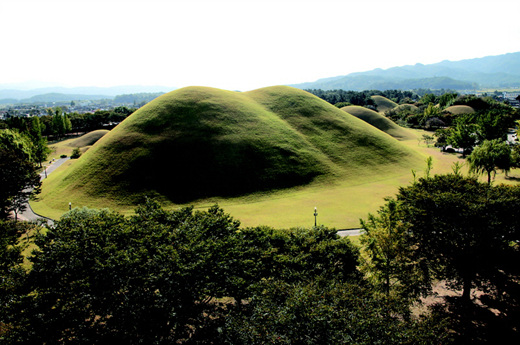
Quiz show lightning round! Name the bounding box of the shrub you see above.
[70,147,81,159]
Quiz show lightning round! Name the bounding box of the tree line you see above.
[1,106,135,140]
[306,89,418,108]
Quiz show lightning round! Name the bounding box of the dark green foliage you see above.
[0,130,41,219]
[467,139,512,183]
[447,115,477,157]
[0,220,31,337]
[8,202,365,343]
[70,147,81,159]
[15,204,239,343]
[234,226,360,290]
[360,199,431,303]
[4,199,446,344]
[224,279,448,345]
[395,174,520,302]
[359,173,520,342]
[438,93,459,108]
[306,89,417,107]
[475,108,515,142]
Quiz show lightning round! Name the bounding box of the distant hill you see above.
[21,93,110,103]
[291,52,520,91]
[0,85,175,103]
[38,86,423,208]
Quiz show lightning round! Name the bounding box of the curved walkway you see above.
[17,157,70,225]
[337,228,363,237]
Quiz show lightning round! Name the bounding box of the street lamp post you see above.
[69,202,71,211]
[314,207,318,227]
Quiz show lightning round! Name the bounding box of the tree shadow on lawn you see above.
[429,281,520,345]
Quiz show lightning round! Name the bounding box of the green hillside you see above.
[340,105,415,140]
[35,86,425,217]
[370,95,397,113]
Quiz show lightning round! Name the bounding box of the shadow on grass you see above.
[430,282,520,344]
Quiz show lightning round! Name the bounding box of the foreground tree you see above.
[396,173,520,302]
[28,116,51,168]
[14,204,244,343]
[360,199,430,303]
[224,279,447,345]
[0,130,41,219]
[8,200,434,344]
[0,220,31,336]
[467,139,512,183]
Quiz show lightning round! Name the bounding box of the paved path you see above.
[17,157,70,224]
[337,228,363,237]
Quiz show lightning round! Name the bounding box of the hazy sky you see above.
[1,0,519,91]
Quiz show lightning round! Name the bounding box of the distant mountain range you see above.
[0,85,176,104]
[2,52,519,103]
[291,52,520,91]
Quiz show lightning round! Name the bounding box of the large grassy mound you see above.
[340,105,415,140]
[37,86,424,213]
[371,95,398,113]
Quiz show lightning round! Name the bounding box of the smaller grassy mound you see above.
[371,95,398,113]
[340,105,415,140]
[67,130,109,147]
[48,130,110,160]
[444,105,475,115]
[394,104,419,113]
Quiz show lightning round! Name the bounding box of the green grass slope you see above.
[371,95,398,113]
[340,105,415,140]
[36,86,424,214]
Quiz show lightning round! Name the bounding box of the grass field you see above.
[30,86,519,229]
